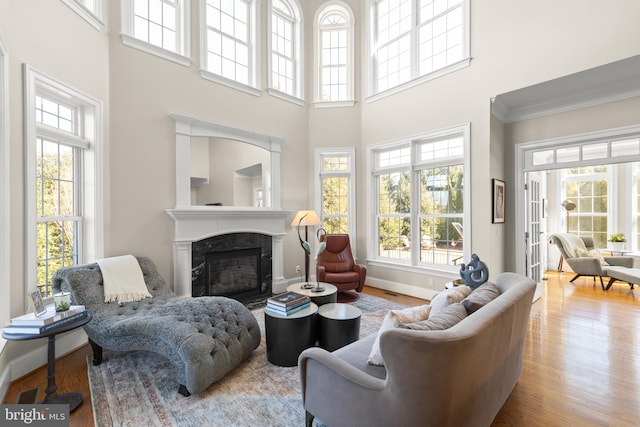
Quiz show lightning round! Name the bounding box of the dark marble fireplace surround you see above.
[192,233,272,304]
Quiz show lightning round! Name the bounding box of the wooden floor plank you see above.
[3,273,639,426]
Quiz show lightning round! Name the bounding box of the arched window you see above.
[268,0,303,103]
[314,2,355,106]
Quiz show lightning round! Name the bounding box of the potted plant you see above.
[608,233,626,252]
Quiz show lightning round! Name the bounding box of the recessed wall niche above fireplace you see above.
[166,114,292,299]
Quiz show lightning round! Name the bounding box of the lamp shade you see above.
[560,200,576,212]
[291,210,322,227]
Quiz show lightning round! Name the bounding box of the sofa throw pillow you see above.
[461,282,500,315]
[429,285,471,316]
[400,303,467,331]
[367,304,432,366]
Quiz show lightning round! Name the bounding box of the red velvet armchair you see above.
[316,234,366,292]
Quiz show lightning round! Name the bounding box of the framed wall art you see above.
[492,179,505,224]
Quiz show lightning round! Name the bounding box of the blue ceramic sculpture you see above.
[459,253,489,289]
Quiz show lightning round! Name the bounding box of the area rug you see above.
[88,293,409,427]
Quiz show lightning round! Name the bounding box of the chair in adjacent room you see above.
[549,233,634,289]
[316,234,366,294]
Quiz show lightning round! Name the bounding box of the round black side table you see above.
[2,312,92,411]
[264,303,317,366]
[317,303,361,352]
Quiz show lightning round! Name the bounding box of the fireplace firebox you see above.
[192,233,272,304]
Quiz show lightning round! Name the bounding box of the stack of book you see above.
[265,291,310,316]
[4,305,88,335]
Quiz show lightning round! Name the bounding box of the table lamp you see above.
[291,210,322,285]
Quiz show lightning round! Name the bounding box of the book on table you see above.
[266,298,310,312]
[3,310,89,335]
[10,304,86,326]
[265,301,311,316]
[267,291,310,308]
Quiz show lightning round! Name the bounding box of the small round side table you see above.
[2,312,92,411]
[317,303,361,352]
[287,282,337,306]
[264,303,318,366]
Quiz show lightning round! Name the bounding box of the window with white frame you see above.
[62,0,104,29]
[202,0,259,93]
[370,0,469,96]
[269,0,303,101]
[121,0,190,66]
[635,162,640,251]
[0,33,9,329]
[371,125,469,268]
[316,148,356,237]
[315,2,354,105]
[561,166,609,247]
[25,65,103,300]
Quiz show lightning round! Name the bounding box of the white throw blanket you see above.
[97,255,152,303]
[550,233,587,258]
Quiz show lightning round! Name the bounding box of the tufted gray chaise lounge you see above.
[52,256,261,395]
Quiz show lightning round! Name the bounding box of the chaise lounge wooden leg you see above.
[178,385,190,397]
[305,411,315,427]
[89,339,103,366]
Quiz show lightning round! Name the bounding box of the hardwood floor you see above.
[3,275,640,426]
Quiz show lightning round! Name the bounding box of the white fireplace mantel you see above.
[166,206,293,297]
[167,114,292,297]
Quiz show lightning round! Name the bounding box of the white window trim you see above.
[364,0,471,101]
[267,0,304,103]
[121,0,192,67]
[0,32,9,344]
[23,64,104,304]
[366,123,471,274]
[199,0,261,95]
[61,0,105,31]
[314,147,357,256]
[313,1,355,107]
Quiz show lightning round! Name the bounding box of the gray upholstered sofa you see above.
[52,256,261,395]
[298,272,536,427]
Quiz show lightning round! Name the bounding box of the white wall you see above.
[360,0,640,291]
[0,0,110,382]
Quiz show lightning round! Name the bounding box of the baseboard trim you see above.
[364,277,438,301]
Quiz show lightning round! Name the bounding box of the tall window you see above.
[269,0,303,101]
[370,124,469,269]
[316,148,355,237]
[315,2,354,105]
[417,137,464,264]
[25,66,103,300]
[0,33,9,327]
[562,166,609,247]
[202,0,259,94]
[370,0,469,96]
[121,0,190,66]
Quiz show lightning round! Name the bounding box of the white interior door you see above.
[526,172,547,282]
